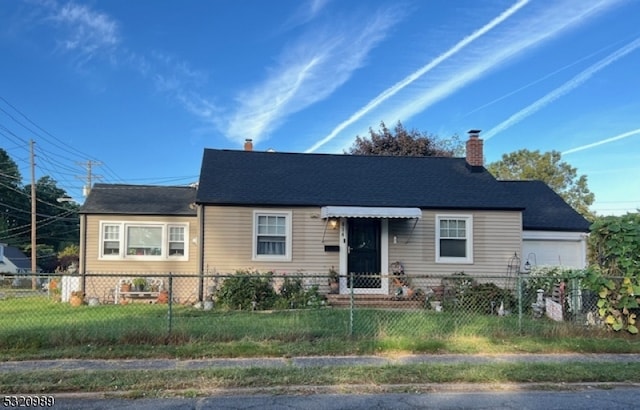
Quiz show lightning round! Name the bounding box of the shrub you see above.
[215,271,276,310]
[274,276,325,309]
[456,282,516,314]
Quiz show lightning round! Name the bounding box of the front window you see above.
[253,211,292,261]
[127,226,162,256]
[99,221,188,260]
[436,215,473,263]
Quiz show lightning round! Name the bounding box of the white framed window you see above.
[102,224,121,256]
[168,225,185,256]
[253,210,292,261]
[99,221,189,260]
[435,214,473,264]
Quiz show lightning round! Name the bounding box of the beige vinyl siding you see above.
[202,206,340,276]
[389,210,522,288]
[82,214,199,273]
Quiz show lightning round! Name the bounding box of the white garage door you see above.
[522,240,585,269]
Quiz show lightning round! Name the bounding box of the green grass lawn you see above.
[1,296,639,361]
[3,296,640,395]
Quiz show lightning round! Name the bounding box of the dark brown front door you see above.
[347,218,381,289]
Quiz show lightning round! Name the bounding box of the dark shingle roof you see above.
[2,246,32,270]
[196,149,525,210]
[79,184,197,215]
[500,180,591,232]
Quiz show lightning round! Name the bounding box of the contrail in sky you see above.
[483,36,640,141]
[304,0,530,153]
[562,128,640,155]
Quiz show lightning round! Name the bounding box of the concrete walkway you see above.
[3,353,640,373]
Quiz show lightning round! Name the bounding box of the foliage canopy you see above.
[347,121,463,157]
[487,149,594,218]
[0,148,78,270]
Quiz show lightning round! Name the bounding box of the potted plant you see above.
[133,277,147,291]
[120,279,132,293]
[328,266,339,294]
[70,290,84,307]
[49,278,61,302]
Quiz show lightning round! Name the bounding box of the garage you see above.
[522,231,588,269]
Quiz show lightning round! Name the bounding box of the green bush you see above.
[456,282,516,314]
[274,276,325,309]
[215,271,276,310]
[214,271,326,311]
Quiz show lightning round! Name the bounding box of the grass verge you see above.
[2,362,640,395]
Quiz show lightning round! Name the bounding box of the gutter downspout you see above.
[198,204,205,302]
[79,213,87,292]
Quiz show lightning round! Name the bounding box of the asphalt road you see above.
[45,387,640,409]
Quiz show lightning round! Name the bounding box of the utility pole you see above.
[30,140,37,289]
[76,160,102,196]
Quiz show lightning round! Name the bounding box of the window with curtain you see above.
[127,226,163,255]
[102,224,120,255]
[253,211,292,261]
[168,225,185,256]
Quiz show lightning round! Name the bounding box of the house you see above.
[0,243,34,274]
[501,180,590,269]
[195,131,575,296]
[78,184,199,301]
[77,131,590,300]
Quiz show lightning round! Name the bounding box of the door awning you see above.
[320,206,422,219]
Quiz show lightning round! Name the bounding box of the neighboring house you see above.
[78,184,199,301]
[501,180,591,270]
[0,243,34,274]
[77,131,591,300]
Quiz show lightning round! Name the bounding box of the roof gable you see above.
[500,180,591,232]
[2,246,32,270]
[80,184,197,215]
[197,149,525,210]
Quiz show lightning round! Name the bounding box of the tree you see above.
[487,150,595,218]
[347,121,462,157]
[24,176,80,252]
[0,149,29,247]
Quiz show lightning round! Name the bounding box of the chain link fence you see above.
[0,270,606,352]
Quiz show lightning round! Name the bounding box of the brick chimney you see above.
[465,129,483,169]
[243,138,253,151]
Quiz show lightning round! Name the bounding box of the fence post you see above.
[571,277,580,324]
[167,272,173,341]
[349,271,354,338]
[517,274,523,334]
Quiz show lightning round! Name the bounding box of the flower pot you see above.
[121,283,132,293]
[157,290,169,304]
[70,294,83,307]
[329,281,339,294]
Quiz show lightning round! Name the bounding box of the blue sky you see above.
[0,0,638,215]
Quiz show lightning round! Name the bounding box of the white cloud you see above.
[483,36,640,141]
[282,0,333,30]
[562,128,640,155]
[309,0,624,152]
[221,7,403,145]
[305,0,530,153]
[49,2,120,62]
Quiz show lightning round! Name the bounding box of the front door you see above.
[347,218,381,289]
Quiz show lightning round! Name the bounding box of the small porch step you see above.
[326,294,425,309]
